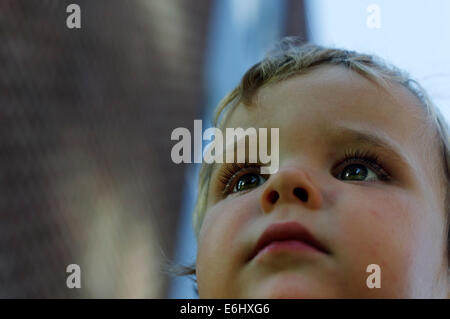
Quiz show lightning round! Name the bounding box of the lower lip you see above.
[255,240,323,259]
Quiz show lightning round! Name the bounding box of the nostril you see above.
[267,191,279,204]
[294,187,308,202]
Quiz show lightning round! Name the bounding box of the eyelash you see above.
[337,148,391,182]
[217,162,264,196]
[216,149,392,197]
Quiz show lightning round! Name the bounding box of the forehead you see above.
[224,65,432,154]
[227,65,425,134]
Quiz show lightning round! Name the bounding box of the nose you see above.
[260,167,323,214]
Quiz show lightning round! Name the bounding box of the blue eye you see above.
[233,173,267,193]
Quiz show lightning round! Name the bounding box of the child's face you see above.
[196,65,449,298]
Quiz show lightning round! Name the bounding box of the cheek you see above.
[196,193,260,297]
[341,205,411,268]
[339,188,416,254]
[199,196,257,253]
[336,187,444,296]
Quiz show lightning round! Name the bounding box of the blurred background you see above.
[1,0,449,298]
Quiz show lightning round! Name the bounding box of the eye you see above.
[338,163,378,182]
[334,149,391,183]
[216,163,267,196]
[233,173,267,193]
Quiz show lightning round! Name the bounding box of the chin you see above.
[253,287,323,299]
[249,277,331,299]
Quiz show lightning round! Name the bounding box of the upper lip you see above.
[249,221,330,260]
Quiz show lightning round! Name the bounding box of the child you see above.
[186,38,450,298]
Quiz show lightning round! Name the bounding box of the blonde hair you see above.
[192,37,450,255]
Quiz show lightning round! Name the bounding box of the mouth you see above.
[249,221,330,261]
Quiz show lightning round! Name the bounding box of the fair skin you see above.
[196,65,449,298]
